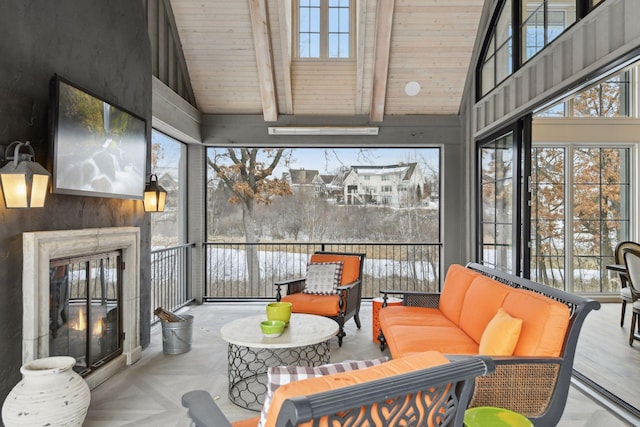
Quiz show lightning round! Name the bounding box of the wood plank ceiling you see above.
[170,0,485,121]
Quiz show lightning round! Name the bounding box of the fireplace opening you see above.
[49,250,123,376]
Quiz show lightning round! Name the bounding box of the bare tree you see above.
[207,148,292,294]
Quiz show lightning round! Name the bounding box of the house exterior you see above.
[342,163,425,207]
[286,164,425,206]
[312,174,343,198]
[284,169,318,194]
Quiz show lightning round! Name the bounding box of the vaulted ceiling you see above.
[170,0,485,122]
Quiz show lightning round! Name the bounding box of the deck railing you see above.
[203,242,442,300]
[150,243,194,323]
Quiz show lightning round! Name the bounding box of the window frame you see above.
[293,0,356,60]
[150,129,189,248]
[521,1,577,64]
[477,0,516,99]
[476,1,608,100]
[535,68,634,118]
[476,120,529,275]
[529,142,634,294]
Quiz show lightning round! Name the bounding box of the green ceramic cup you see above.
[260,320,285,338]
[266,302,292,325]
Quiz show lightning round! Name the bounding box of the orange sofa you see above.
[378,262,601,427]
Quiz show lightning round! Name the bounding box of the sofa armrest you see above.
[336,279,362,317]
[380,290,440,308]
[274,278,306,301]
[182,390,233,427]
[335,278,360,293]
[468,357,564,424]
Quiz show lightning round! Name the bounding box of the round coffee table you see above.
[220,313,339,411]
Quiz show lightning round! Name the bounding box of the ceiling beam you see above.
[249,0,278,121]
[276,0,293,114]
[355,0,369,114]
[369,0,395,122]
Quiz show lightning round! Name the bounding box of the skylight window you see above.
[297,0,352,59]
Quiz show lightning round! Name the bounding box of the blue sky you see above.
[284,148,439,175]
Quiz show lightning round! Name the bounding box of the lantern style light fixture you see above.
[143,174,167,212]
[0,141,51,208]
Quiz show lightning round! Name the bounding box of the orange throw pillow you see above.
[479,308,522,356]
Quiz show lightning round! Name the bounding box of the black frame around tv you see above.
[50,75,147,200]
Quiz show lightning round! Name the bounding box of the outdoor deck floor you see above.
[84,301,639,426]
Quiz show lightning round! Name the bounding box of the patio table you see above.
[220,313,339,411]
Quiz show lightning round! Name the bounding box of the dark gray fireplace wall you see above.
[0,0,152,402]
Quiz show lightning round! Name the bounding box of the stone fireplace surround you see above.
[22,227,142,389]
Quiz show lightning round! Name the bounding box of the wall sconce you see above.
[143,174,167,212]
[0,141,50,208]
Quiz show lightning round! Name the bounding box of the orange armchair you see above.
[274,251,366,346]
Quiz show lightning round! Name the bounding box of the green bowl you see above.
[464,406,533,427]
[266,302,292,325]
[260,320,285,337]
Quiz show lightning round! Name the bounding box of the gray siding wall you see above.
[0,0,152,402]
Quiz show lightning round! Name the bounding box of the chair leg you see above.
[621,301,627,327]
[337,327,345,347]
[378,333,387,352]
[630,312,637,346]
[354,313,361,329]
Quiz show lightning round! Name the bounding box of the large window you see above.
[479,133,516,272]
[150,130,187,248]
[204,148,441,298]
[530,145,630,293]
[297,0,352,59]
[529,63,635,292]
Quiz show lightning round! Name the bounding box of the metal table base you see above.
[227,341,331,411]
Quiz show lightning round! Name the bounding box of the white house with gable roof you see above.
[342,163,425,207]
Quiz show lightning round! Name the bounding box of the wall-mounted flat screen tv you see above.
[50,75,147,199]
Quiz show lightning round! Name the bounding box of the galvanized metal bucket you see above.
[161,314,193,355]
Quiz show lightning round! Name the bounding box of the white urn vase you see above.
[2,356,91,426]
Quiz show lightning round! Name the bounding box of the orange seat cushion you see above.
[383,325,479,358]
[501,288,570,357]
[438,264,481,324]
[379,306,456,329]
[282,293,340,316]
[263,351,451,427]
[310,253,361,285]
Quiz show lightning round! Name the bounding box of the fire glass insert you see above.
[49,250,123,376]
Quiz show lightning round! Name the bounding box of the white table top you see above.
[220,313,339,349]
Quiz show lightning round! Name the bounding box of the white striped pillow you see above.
[257,357,389,427]
[302,261,343,295]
